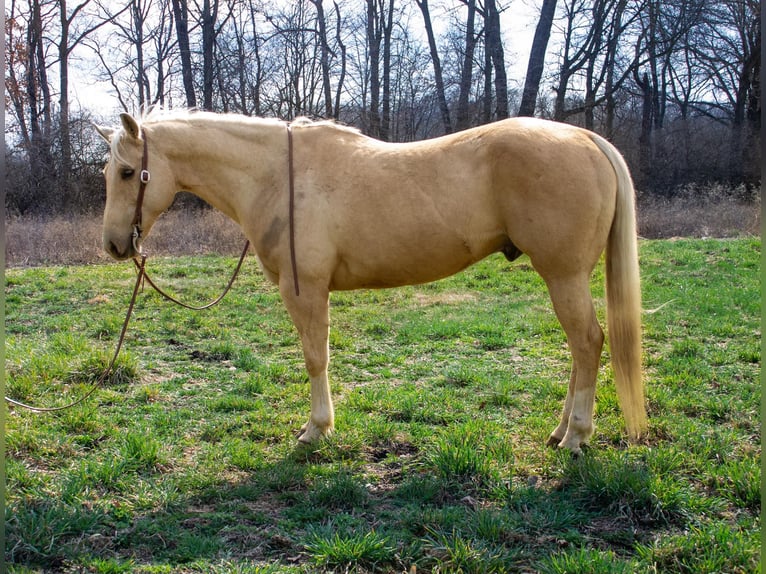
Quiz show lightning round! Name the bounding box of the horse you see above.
[96,110,646,455]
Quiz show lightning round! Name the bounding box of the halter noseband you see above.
[131,134,151,254]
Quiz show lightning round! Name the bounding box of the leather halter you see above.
[131,134,151,254]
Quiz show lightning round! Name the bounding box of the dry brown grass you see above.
[5,209,246,267]
[637,184,761,239]
[5,189,761,267]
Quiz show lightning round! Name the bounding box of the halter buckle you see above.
[140,169,151,184]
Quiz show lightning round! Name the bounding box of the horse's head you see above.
[96,113,176,260]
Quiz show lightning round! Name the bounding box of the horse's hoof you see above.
[557,437,590,457]
[296,420,332,444]
[546,434,563,449]
[546,432,590,457]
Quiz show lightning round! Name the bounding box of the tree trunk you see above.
[729,9,761,185]
[636,71,653,188]
[59,0,72,195]
[201,0,218,110]
[248,0,263,115]
[482,31,492,123]
[455,0,477,131]
[518,0,557,117]
[486,0,508,119]
[416,0,451,133]
[172,0,197,108]
[367,0,382,137]
[333,1,347,120]
[26,0,55,212]
[604,0,627,137]
[311,0,334,118]
[380,0,394,141]
[455,0,478,131]
[132,0,149,109]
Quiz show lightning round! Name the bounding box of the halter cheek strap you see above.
[131,134,150,254]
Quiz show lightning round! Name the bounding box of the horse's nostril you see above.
[108,240,125,259]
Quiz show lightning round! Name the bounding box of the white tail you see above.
[591,134,647,440]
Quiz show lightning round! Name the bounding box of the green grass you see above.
[4,238,761,572]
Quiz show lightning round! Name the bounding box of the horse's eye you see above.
[121,168,135,180]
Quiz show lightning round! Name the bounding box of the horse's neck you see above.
[156,118,287,222]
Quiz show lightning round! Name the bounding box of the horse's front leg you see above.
[280,280,334,443]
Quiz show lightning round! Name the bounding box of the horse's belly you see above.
[328,234,500,291]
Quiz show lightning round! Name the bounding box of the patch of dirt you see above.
[413,292,478,306]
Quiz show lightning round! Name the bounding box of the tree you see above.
[310,0,334,117]
[57,0,126,194]
[332,1,347,120]
[631,0,706,186]
[455,0,478,130]
[218,0,264,115]
[697,0,761,184]
[308,0,348,121]
[485,0,508,119]
[198,0,230,111]
[366,0,396,138]
[25,0,55,212]
[416,0,451,133]
[171,0,197,108]
[518,0,557,117]
[5,1,32,151]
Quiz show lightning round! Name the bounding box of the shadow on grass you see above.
[6,439,718,573]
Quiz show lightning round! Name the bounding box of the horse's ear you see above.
[95,124,115,143]
[119,113,141,140]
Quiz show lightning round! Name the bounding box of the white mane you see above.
[108,108,362,166]
[137,107,361,135]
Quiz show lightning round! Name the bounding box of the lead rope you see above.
[287,124,300,297]
[6,243,251,413]
[5,119,290,413]
[134,240,250,310]
[5,255,148,413]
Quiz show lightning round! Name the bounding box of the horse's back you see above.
[295,118,619,289]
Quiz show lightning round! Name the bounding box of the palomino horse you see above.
[96,110,646,454]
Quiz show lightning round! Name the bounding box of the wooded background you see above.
[5,0,761,216]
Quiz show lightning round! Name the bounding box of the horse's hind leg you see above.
[279,281,334,443]
[542,272,604,454]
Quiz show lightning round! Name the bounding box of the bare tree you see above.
[171,0,197,108]
[416,0,451,132]
[485,0,508,119]
[218,0,263,115]
[695,0,761,183]
[332,1,347,119]
[379,0,395,140]
[265,2,325,117]
[196,0,229,110]
[151,0,176,107]
[25,0,56,211]
[5,0,32,150]
[310,0,334,117]
[455,0,478,130]
[518,0,557,117]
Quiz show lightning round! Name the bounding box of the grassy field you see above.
[4,237,761,573]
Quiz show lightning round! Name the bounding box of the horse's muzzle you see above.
[104,235,136,261]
